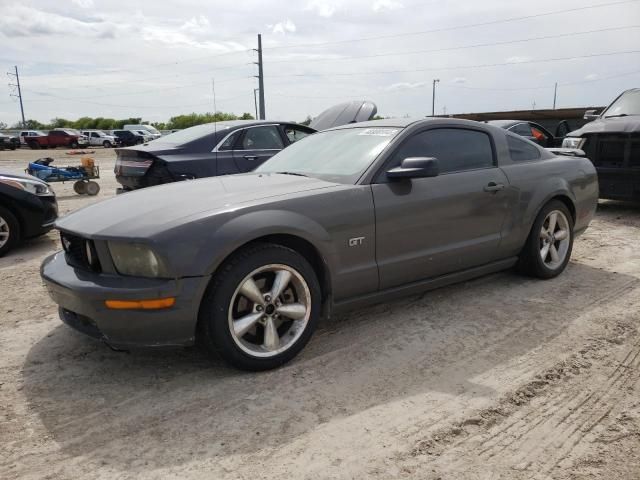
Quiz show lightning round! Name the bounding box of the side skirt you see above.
[332,257,518,314]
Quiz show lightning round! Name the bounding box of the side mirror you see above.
[583,109,600,120]
[387,157,439,179]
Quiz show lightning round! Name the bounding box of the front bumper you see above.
[41,252,209,348]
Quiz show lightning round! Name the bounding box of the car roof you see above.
[486,120,528,128]
[326,117,494,131]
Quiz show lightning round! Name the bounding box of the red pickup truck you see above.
[26,129,89,149]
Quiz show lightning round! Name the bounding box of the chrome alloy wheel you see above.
[539,210,570,270]
[0,215,10,249]
[228,264,311,358]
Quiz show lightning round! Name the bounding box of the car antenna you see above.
[212,77,218,164]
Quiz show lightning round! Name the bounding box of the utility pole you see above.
[253,34,266,119]
[7,66,26,128]
[553,82,558,110]
[431,79,440,117]
[254,88,259,119]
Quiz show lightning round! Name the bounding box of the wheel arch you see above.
[0,196,24,240]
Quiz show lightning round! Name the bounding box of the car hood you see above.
[56,173,340,239]
[567,116,640,137]
[0,171,46,183]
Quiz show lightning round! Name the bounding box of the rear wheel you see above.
[73,181,87,195]
[199,243,321,371]
[0,206,20,257]
[519,200,574,279]
[85,181,100,196]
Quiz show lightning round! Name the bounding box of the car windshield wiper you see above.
[604,113,633,118]
[275,171,308,177]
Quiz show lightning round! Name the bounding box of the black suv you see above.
[0,133,20,150]
[563,88,640,201]
[112,130,145,146]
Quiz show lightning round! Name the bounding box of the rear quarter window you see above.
[507,135,541,162]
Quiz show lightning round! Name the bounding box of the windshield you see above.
[602,89,640,117]
[256,127,401,184]
[145,126,160,134]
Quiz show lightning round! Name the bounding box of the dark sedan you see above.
[114,100,378,192]
[112,130,145,147]
[0,172,58,256]
[0,133,20,150]
[42,118,598,370]
[114,120,316,191]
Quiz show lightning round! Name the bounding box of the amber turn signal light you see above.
[105,297,176,310]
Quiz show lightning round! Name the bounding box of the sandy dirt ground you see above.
[1,147,639,479]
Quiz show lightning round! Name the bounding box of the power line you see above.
[264,25,640,65]
[263,0,640,50]
[266,50,640,78]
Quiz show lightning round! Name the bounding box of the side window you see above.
[284,125,312,144]
[219,131,240,151]
[508,123,533,137]
[390,128,494,174]
[240,126,284,150]
[507,135,541,162]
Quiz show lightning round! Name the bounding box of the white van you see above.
[123,124,161,140]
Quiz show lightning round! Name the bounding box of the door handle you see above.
[244,155,258,161]
[484,182,505,193]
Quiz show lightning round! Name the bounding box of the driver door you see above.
[372,127,511,290]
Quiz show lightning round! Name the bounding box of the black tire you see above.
[518,200,574,279]
[85,181,100,196]
[103,141,112,148]
[0,205,20,258]
[73,181,87,195]
[70,141,79,149]
[198,243,322,371]
[136,138,143,145]
[28,141,39,150]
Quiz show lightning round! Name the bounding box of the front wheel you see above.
[103,141,112,148]
[199,243,321,371]
[70,141,79,149]
[0,206,20,257]
[518,200,574,279]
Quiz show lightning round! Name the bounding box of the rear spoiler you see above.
[546,148,586,157]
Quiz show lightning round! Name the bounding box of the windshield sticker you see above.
[358,128,399,137]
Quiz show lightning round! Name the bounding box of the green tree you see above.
[299,115,312,126]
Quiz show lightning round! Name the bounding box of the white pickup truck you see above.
[81,130,119,148]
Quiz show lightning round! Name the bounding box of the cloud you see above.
[0,5,116,38]
[180,15,211,33]
[268,19,296,35]
[306,0,341,18]
[585,73,598,80]
[71,0,94,7]
[452,77,467,84]
[505,56,532,63]
[372,0,403,12]
[385,82,426,91]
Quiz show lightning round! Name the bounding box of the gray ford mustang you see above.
[41,118,598,370]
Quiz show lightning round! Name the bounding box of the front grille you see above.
[61,233,101,272]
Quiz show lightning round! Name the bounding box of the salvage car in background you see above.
[25,129,88,150]
[81,130,120,148]
[42,118,598,370]
[112,130,146,146]
[562,88,640,201]
[114,100,378,191]
[0,133,20,150]
[0,172,57,257]
[487,120,561,147]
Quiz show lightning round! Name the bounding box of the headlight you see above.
[0,175,53,196]
[562,137,584,149]
[108,242,170,278]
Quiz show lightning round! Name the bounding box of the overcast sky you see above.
[0,0,639,125]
